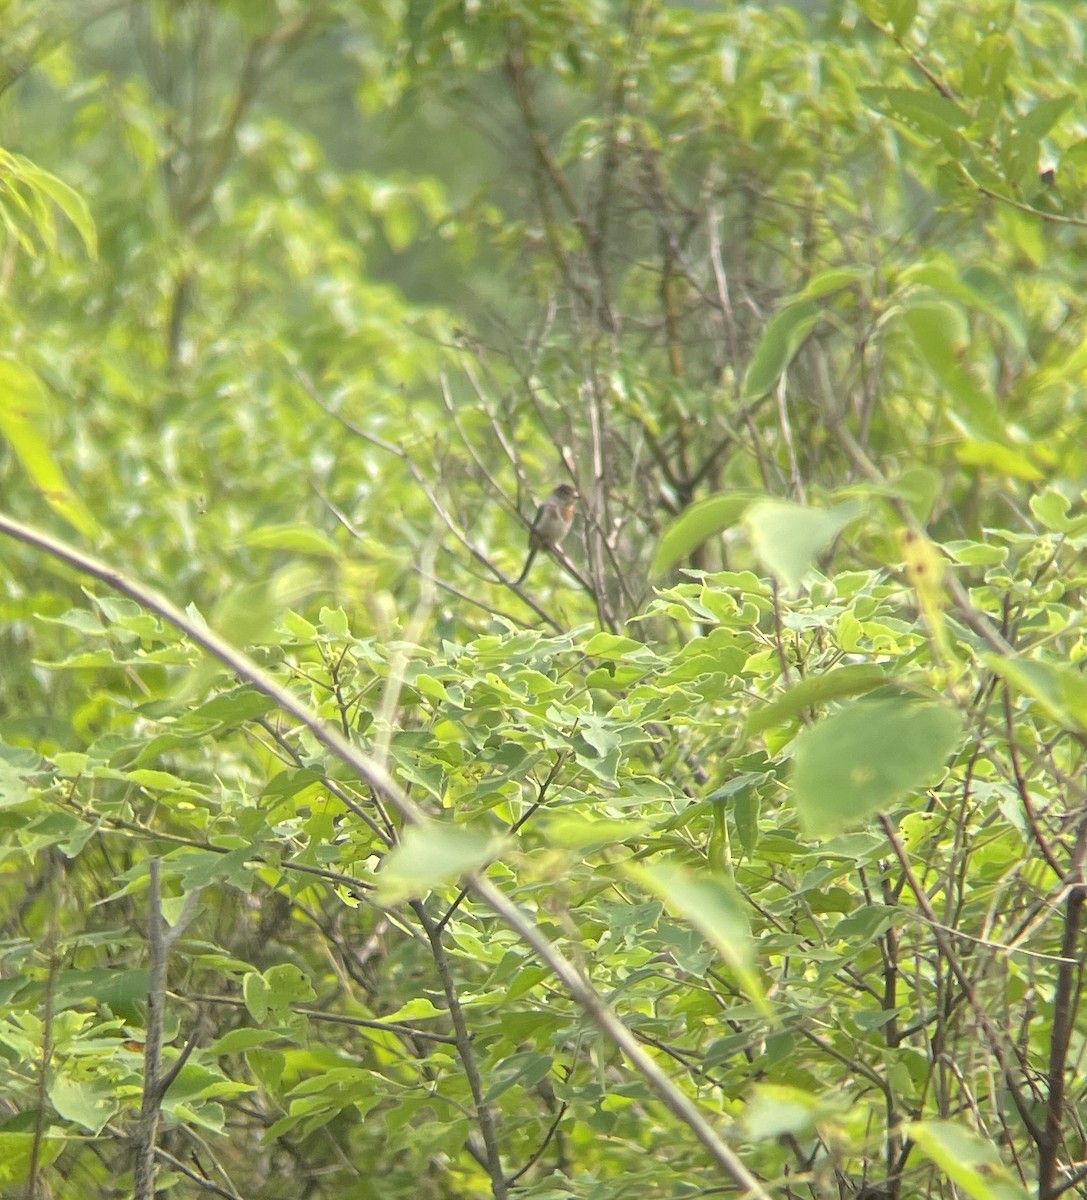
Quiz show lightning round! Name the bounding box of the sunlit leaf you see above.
[955,440,1042,482]
[0,358,100,539]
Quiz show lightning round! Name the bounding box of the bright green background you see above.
[2,2,1086,1198]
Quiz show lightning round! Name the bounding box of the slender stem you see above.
[134,858,166,1200]
[878,814,1043,1142]
[1039,817,1087,1199]
[27,864,59,1200]
[416,902,508,1200]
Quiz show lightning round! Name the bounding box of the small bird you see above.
[517,483,579,584]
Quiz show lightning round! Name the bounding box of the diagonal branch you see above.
[0,511,772,1199]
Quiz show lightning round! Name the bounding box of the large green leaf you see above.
[376,823,501,904]
[631,861,771,1016]
[907,1121,1030,1200]
[651,490,762,574]
[792,698,964,835]
[900,303,1003,440]
[743,499,863,592]
[859,86,970,148]
[741,300,822,401]
[744,664,889,736]
[985,654,1087,734]
[47,1074,119,1135]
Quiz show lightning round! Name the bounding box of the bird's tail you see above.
[515,547,538,585]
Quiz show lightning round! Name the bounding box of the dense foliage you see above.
[3,2,1087,1198]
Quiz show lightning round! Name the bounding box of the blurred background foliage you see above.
[3,0,1086,642]
[3,0,1087,1197]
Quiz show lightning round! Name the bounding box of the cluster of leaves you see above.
[4,492,1087,1198]
[3,1,1087,1199]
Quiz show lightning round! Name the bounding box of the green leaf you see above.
[744,1084,817,1140]
[20,811,94,857]
[377,997,445,1023]
[1028,490,1087,535]
[177,686,277,732]
[260,767,326,803]
[207,1028,281,1055]
[264,963,317,1020]
[891,466,942,522]
[581,632,659,663]
[900,304,1002,440]
[955,440,1042,482]
[631,861,771,1016]
[795,266,867,300]
[832,905,898,947]
[859,86,970,144]
[907,1121,1031,1200]
[942,540,1007,567]
[16,159,98,256]
[743,500,863,592]
[0,358,100,539]
[0,1133,63,1186]
[244,524,340,557]
[742,300,821,401]
[744,665,888,736]
[376,823,501,904]
[0,760,29,808]
[173,847,255,890]
[282,609,319,639]
[734,789,760,857]
[1017,95,1074,140]
[542,813,649,851]
[792,698,964,835]
[888,0,918,37]
[652,491,762,574]
[47,1073,118,1134]
[985,655,1087,734]
[482,1051,554,1103]
[53,968,148,1022]
[707,774,766,857]
[855,0,917,37]
[319,606,350,636]
[243,971,270,1023]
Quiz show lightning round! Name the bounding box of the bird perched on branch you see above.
[517,483,578,584]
